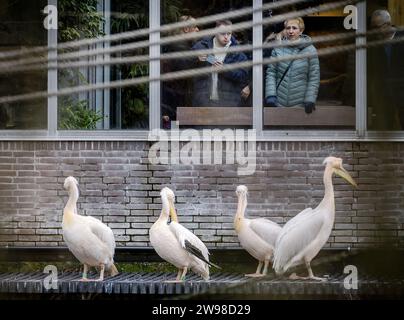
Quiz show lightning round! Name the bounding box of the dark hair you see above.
[216,20,232,27]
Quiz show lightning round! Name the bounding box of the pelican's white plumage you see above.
[150,187,214,281]
[62,176,118,281]
[235,185,282,277]
[273,157,357,280]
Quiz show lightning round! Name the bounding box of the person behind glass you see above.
[191,20,249,107]
[161,15,200,129]
[265,17,320,114]
[368,9,404,130]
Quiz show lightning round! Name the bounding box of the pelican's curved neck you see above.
[159,194,170,221]
[234,195,247,231]
[63,184,79,224]
[66,186,79,209]
[322,165,335,207]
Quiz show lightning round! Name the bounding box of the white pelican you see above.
[235,185,282,277]
[62,176,118,281]
[273,157,357,280]
[149,187,219,282]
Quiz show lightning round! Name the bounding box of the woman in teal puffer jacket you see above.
[265,18,320,114]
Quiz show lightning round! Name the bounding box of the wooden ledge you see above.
[176,106,355,127]
[177,107,252,126]
[264,105,355,127]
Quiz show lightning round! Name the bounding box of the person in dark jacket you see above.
[265,17,320,114]
[368,9,404,130]
[191,20,250,107]
[161,15,200,128]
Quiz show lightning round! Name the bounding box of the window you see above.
[161,0,253,129]
[57,0,105,130]
[366,0,404,131]
[263,0,356,129]
[1,0,404,140]
[57,0,149,130]
[0,0,47,130]
[110,0,149,129]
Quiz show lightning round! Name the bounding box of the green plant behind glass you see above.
[110,0,183,128]
[58,0,104,41]
[58,0,105,130]
[59,99,103,130]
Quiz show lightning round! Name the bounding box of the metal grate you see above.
[1,272,403,296]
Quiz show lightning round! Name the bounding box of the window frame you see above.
[1,0,403,141]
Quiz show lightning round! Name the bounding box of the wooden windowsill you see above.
[264,105,355,127]
[177,107,252,126]
[177,105,355,127]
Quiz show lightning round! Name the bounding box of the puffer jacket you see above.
[265,35,320,107]
[191,36,249,107]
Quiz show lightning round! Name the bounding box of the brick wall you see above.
[0,141,403,248]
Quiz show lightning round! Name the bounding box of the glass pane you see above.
[110,0,149,129]
[367,0,404,131]
[57,0,149,130]
[161,0,253,129]
[0,0,47,130]
[263,0,356,130]
[57,0,106,130]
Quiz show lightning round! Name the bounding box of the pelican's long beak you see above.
[169,200,178,223]
[334,167,358,188]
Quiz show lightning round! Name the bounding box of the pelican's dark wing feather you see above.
[184,240,221,269]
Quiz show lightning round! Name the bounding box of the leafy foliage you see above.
[122,63,149,128]
[58,0,104,42]
[57,0,184,129]
[59,100,104,130]
[57,0,105,129]
[110,0,183,128]
[162,0,184,24]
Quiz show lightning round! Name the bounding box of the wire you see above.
[0,30,360,74]
[0,0,304,61]
[0,0,358,69]
[0,35,402,106]
[3,25,403,74]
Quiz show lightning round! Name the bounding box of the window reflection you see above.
[110,0,149,129]
[263,0,356,129]
[367,0,404,131]
[57,0,149,130]
[57,0,106,130]
[161,0,252,129]
[0,0,47,130]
